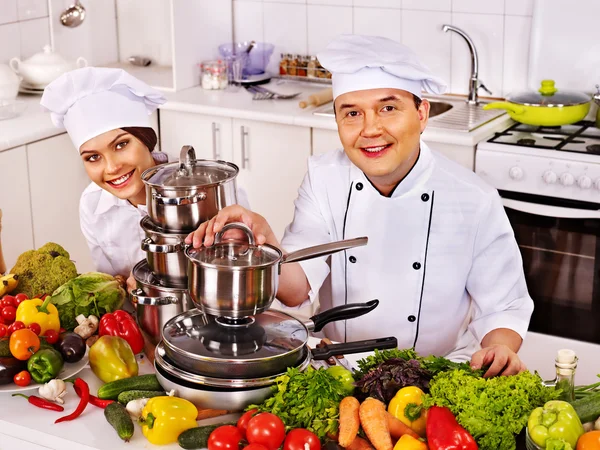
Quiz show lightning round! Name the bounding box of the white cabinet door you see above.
[232,119,311,241]
[27,134,95,273]
[0,146,34,271]
[159,110,233,162]
[312,128,343,156]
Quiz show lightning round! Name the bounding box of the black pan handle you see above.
[311,336,398,360]
[307,299,379,332]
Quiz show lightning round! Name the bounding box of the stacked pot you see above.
[131,145,240,344]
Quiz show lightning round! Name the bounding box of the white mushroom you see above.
[74,314,98,339]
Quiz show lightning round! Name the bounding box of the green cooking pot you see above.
[483,80,591,126]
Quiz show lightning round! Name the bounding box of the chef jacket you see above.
[281,141,533,361]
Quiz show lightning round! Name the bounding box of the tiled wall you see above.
[233,0,538,98]
[0,0,50,63]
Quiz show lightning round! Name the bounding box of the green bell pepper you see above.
[27,348,64,384]
[528,400,585,449]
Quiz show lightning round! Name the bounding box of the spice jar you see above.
[307,56,317,78]
[297,55,307,77]
[287,54,298,76]
[200,60,228,90]
[279,53,288,76]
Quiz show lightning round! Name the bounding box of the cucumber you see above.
[97,374,162,400]
[118,389,166,404]
[178,424,237,449]
[571,391,600,423]
[0,339,10,357]
[104,402,134,442]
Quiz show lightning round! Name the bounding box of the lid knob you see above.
[539,79,558,96]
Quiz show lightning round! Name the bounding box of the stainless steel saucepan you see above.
[185,222,368,318]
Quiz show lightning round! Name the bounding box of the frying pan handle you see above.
[311,336,398,360]
[282,237,368,265]
[307,299,379,332]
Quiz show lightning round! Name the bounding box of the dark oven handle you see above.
[503,198,600,220]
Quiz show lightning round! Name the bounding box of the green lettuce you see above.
[50,272,126,330]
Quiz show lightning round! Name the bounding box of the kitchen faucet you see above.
[442,24,491,105]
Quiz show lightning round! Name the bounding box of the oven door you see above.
[501,195,600,344]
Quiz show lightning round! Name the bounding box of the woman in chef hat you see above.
[40,67,168,279]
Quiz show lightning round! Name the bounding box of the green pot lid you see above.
[507,80,590,107]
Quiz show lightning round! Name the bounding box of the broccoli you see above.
[10,242,78,298]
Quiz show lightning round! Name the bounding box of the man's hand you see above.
[470,344,527,377]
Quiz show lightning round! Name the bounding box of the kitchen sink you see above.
[312,96,506,132]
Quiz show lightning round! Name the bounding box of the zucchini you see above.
[97,374,162,400]
[104,402,134,442]
[571,391,600,423]
[0,339,10,357]
[117,389,166,404]
[178,424,236,449]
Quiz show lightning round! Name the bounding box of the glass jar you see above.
[287,54,298,76]
[307,56,317,78]
[200,60,228,90]
[297,55,307,77]
[279,53,288,76]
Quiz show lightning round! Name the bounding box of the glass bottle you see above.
[543,349,577,402]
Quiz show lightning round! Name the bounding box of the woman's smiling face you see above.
[79,129,155,206]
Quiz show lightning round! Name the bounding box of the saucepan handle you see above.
[311,336,398,360]
[214,221,256,246]
[282,236,368,265]
[306,299,379,332]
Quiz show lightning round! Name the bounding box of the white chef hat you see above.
[40,67,166,151]
[317,34,447,100]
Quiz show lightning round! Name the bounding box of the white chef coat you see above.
[281,141,533,361]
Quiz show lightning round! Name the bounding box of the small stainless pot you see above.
[185,222,368,318]
[132,260,195,344]
[140,216,188,287]
[142,146,239,232]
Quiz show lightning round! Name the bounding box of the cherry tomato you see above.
[246,413,286,450]
[7,321,25,335]
[13,370,31,387]
[0,324,7,338]
[237,408,258,438]
[14,293,29,306]
[28,323,41,335]
[1,305,16,323]
[9,329,40,360]
[283,429,321,450]
[0,296,15,308]
[207,425,243,450]
[43,329,59,345]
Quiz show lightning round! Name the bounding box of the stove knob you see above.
[560,172,575,186]
[542,170,557,184]
[577,175,592,189]
[509,166,524,180]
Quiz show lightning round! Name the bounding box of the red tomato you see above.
[43,329,59,345]
[14,293,29,306]
[0,324,7,338]
[7,321,25,335]
[1,305,16,322]
[13,370,31,387]
[237,408,258,438]
[207,425,243,450]
[283,429,321,450]
[0,296,15,308]
[246,413,286,450]
[28,323,41,335]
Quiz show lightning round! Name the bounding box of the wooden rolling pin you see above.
[299,87,333,109]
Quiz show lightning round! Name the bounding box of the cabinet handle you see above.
[211,122,221,160]
[240,125,250,169]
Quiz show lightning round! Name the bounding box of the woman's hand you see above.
[185,205,279,248]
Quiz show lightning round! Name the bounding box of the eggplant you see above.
[56,332,86,363]
[0,356,26,385]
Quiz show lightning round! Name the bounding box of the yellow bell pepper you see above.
[388,386,427,437]
[141,396,198,445]
[15,297,60,335]
[394,434,428,450]
[89,335,138,383]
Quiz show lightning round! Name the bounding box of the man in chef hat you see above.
[187,35,533,377]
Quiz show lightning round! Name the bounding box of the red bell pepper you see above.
[426,406,478,450]
[98,310,144,354]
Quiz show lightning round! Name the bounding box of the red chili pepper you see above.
[426,406,478,450]
[98,310,144,354]
[71,380,114,408]
[55,378,89,423]
[12,393,64,412]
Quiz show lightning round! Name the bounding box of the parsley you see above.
[247,366,348,439]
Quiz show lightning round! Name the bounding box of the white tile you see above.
[452,0,504,14]
[353,7,401,42]
[0,23,20,62]
[353,0,400,8]
[402,10,451,89]
[505,0,533,16]
[264,2,307,73]
[449,13,504,96]
[264,0,305,3]
[233,0,264,43]
[502,15,531,96]
[308,0,351,5]
[18,16,49,59]
[402,0,450,11]
[17,0,48,20]
[0,0,18,24]
[307,5,352,54]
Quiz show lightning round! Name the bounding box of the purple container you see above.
[218,42,275,76]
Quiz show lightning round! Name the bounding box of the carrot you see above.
[359,398,393,450]
[346,436,375,450]
[386,411,421,440]
[339,396,361,447]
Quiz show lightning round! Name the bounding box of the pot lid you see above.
[161,309,308,362]
[508,80,591,107]
[140,215,188,237]
[132,259,187,291]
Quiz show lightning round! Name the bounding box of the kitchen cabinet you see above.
[27,134,95,273]
[312,128,343,156]
[427,141,474,171]
[0,146,34,271]
[159,110,233,162]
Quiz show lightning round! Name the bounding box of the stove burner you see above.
[517,138,536,146]
[587,144,600,154]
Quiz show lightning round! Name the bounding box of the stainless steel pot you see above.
[185,222,368,318]
[131,259,195,344]
[140,216,188,287]
[161,301,397,378]
[142,146,239,232]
